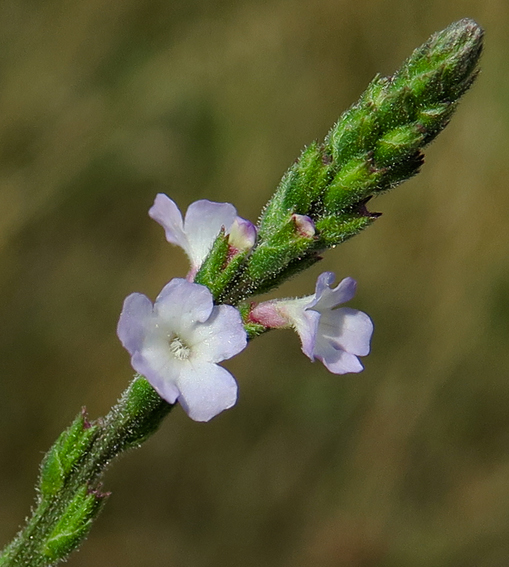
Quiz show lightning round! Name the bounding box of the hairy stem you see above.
[0,377,173,567]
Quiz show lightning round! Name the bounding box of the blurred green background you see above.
[0,1,508,565]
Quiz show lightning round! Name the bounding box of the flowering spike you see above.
[0,21,485,567]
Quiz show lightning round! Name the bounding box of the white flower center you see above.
[168,336,191,360]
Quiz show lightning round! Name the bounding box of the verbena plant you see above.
[0,19,483,567]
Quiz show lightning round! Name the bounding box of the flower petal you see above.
[191,304,247,362]
[131,351,181,404]
[319,307,373,356]
[117,278,247,421]
[278,299,320,360]
[176,361,238,422]
[148,194,191,257]
[311,273,357,312]
[314,340,365,374]
[155,279,213,329]
[184,200,237,267]
[117,293,154,355]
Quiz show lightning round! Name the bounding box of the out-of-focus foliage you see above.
[0,1,508,566]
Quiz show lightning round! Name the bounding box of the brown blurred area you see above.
[1,1,508,565]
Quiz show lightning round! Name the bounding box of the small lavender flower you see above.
[149,194,256,280]
[251,272,373,373]
[117,278,247,421]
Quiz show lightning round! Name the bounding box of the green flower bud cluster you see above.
[220,18,483,303]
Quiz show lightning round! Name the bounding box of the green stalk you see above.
[0,377,173,567]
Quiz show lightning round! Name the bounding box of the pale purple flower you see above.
[149,194,256,279]
[250,272,373,374]
[117,278,247,421]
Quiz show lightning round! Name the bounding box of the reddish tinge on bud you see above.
[292,214,315,238]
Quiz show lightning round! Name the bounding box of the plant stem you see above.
[0,377,173,567]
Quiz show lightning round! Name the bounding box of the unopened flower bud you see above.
[292,214,315,238]
[228,217,257,253]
